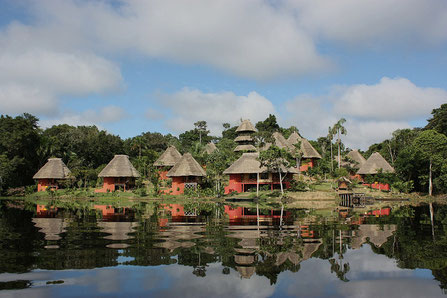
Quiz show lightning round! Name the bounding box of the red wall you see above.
[169,177,185,195]
[95,177,116,193]
[37,179,59,192]
[224,174,291,194]
[300,159,316,172]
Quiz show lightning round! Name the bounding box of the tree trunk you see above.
[280,204,284,229]
[429,159,433,196]
[330,142,333,172]
[278,169,284,195]
[296,156,301,177]
[338,129,341,169]
[429,202,435,241]
[256,172,259,197]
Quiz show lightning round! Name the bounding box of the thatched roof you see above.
[234,144,257,152]
[357,152,395,175]
[223,152,298,174]
[234,135,254,142]
[347,150,366,168]
[154,146,182,167]
[236,120,257,132]
[287,132,322,159]
[275,241,322,266]
[33,158,72,179]
[166,153,206,177]
[236,266,256,279]
[235,255,255,265]
[98,155,140,178]
[273,132,294,151]
[204,142,218,154]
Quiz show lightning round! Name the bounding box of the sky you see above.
[1,0,447,149]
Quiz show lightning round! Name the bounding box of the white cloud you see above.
[145,108,164,121]
[39,106,127,129]
[157,88,276,135]
[333,77,447,121]
[291,0,447,46]
[284,77,446,149]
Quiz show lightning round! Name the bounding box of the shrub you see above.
[289,180,309,192]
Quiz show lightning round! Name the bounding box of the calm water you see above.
[0,200,446,297]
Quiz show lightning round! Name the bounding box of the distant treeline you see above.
[1,104,447,194]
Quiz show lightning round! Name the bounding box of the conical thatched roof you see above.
[347,150,366,168]
[205,142,218,154]
[166,153,206,177]
[351,225,396,249]
[234,135,254,142]
[98,155,140,178]
[33,158,72,179]
[287,132,322,159]
[223,152,298,174]
[234,144,257,152]
[236,120,257,132]
[357,152,395,175]
[154,146,182,167]
[236,266,255,279]
[273,132,294,151]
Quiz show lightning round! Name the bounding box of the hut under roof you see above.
[357,152,395,175]
[166,153,206,195]
[96,155,139,193]
[33,158,72,192]
[287,132,322,159]
[154,146,182,179]
[204,142,217,154]
[223,152,297,194]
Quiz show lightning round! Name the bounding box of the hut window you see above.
[260,173,269,180]
[249,174,257,181]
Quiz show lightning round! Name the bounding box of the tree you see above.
[194,121,209,145]
[425,103,447,136]
[255,114,280,134]
[327,127,334,172]
[258,145,292,195]
[412,130,447,196]
[332,119,347,169]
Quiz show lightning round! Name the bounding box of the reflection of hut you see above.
[204,142,217,154]
[351,224,396,249]
[98,221,138,248]
[153,146,182,180]
[223,152,297,194]
[357,152,395,190]
[287,132,322,171]
[337,177,352,190]
[275,240,322,266]
[236,266,256,279]
[32,218,68,241]
[166,153,206,195]
[155,223,205,252]
[96,155,140,193]
[33,158,72,192]
[234,120,257,152]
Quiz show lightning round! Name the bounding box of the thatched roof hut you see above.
[33,158,72,180]
[346,150,366,168]
[273,132,294,151]
[98,155,140,178]
[357,152,395,175]
[154,146,182,167]
[204,142,218,154]
[234,144,257,152]
[167,153,206,177]
[287,132,322,159]
[236,120,257,132]
[234,135,254,142]
[223,152,298,174]
[351,225,396,249]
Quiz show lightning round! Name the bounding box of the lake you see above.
[0,200,446,297]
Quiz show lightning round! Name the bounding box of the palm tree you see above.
[332,119,347,169]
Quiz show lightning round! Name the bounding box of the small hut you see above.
[341,150,367,180]
[223,152,297,194]
[337,177,352,191]
[166,153,206,195]
[33,158,72,191]
[234,120,257,152]
[287,132,322,171]
[153,146,182,179]
[204,142,218,154]
[96,155,140,193]
[357,152,395,190]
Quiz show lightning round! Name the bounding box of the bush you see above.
[335,168,349,178]
[392,180,414,194]
[133,187,147,197]
[289,180,309,192]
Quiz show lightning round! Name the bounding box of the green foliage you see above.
[335,168,349,178]
[392,180,414,193]
[255,114,280,134]
[289,180,309,192]
[425,103,447,136]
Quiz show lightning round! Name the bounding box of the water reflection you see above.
[0,201,446,297]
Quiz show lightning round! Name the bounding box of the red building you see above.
[166,153,206,195]
[357,152,395,191]
[96,155,140,193]
[223,152,297,194]
[153,146,182,180]
[33,158,73,192]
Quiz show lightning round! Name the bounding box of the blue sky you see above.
[1,0,447,149]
